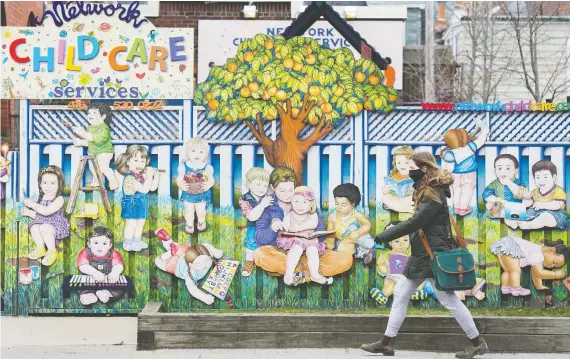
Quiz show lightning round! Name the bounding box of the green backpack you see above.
[419,213,476,291]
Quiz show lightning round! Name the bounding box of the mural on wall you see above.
[115,145,160,252]
[176,138,215,235]
[239,167,273,278]
[483,154,529,220]
[21,165,70,267]
[71,102,119,190]
[440,118,489,216]
[194,33,398,184]
[505,160,567,231]
[490,236,568,296]
[154,228,223,305]
[381,146,415,213]
[0,141,10,200]
[0,2,194,99]
[76,227,127,306]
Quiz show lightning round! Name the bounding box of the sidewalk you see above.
[2,346,569,359]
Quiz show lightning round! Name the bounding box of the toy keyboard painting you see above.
[62,275,134,298]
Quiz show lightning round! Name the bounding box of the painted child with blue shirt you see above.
[441,118,489,216]
[482,154,528,217]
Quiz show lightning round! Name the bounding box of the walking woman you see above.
[361,152,488,359]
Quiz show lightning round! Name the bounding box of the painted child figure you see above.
[71,102,119,190]
[326,183,375,264]
[0,141,11,200]
[21,165,70,266]
[176,138,215,234]
[505,160,567,230]
[77,227,126,305]
[382,146,415,213]
[277,186,331,286]
[490,236,568,296]
[115,145,160,252]
[239,167,273,277]
[155,228,223,305]
[441,118,490,216]
[371,221,428,305]
[482,154,528,218]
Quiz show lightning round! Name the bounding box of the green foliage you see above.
[195,34,398,126]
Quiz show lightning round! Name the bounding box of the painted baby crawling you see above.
[154,228,222,305]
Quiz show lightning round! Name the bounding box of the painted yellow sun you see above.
[4,31,11,38]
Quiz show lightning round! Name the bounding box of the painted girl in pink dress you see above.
[277,186,331,286]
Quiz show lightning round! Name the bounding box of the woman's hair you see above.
[269,166,298,188]
[245,167,270,187]
[87,102,113,125]
[114,145,150,175]
[293,186,317,214]
[532,160,557,177]
[390,146,415,176]
[88,226,114,245]
[184,137,209,162]
[411,152,453,207]
[545,239,569,263]
[443,128,470,149]
[38,165,65,201]
[333,183,361,207]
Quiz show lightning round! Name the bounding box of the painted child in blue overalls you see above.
[115,145,160,252]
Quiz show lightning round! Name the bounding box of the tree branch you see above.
[300,118,334,151]
[298,93,317,120]
[245,116,275,164]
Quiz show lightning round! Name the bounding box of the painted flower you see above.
[79,73,92,86]
[52,79,59,85]
[48,91,54,98]
[66,73,74,80]
[59,79,68,87]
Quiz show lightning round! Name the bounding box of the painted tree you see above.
[195,34,398,184]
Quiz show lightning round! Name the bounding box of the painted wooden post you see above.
[527,147,545,308]
[307,146,321,207]
[323,146,342,211]
[353,113,365,192]
[184,100,192,140]
[28,145,41,196]
[483,146,501,308]
[258,148,274,174]
[19,100,29,198]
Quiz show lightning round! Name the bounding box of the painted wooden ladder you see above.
[66,155,112,215]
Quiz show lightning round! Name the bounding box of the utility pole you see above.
[425,1,435,102]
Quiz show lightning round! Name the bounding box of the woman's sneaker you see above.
[510,286,531,296]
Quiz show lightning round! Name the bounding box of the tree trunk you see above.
[271,137,306,185]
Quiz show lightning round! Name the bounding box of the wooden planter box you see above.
[138,302,570,352]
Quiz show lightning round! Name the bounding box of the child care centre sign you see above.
[198,20,404,90]
[1,1,193,99]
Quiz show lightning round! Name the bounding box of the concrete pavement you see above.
[2,346,568,359]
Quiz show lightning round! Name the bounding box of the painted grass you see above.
[1,198,569,315]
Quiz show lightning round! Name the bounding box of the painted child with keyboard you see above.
[76,227,126,306]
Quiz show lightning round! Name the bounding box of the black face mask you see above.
[409,169,425,183]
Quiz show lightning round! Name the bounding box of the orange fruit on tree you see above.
[283,58,294,69]
[364,100,373,111]
[354,71,366,83]
[321,103,333,114]
[389,94,398,102]
[267,114,275,120]
[309,85,321,96]
[308,114,319,125]
[248,82,259,93]
[205,92,213,101]
[333,85,344,97]
[264,40,274,49]
[227,62,238,73]
[357,103,363,112]
[276,90,287,101]
[261,90,271,100]
[244,51,254,62]
[238,113,245,119]
[368,74,380,85]
[304,44,312,54]
[268,87,278,97]
[306,54,316,65]
[240,87,251,98]
[224,115,233,122]
[208,100,220,111]
[293,62,303,71]
[292,108,300,118]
